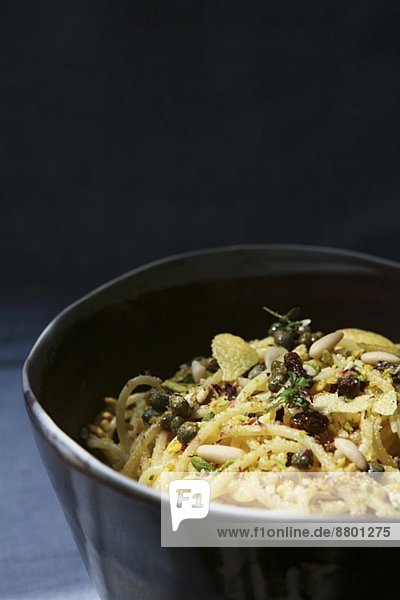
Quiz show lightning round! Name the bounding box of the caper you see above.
[170,415,185,434]
[247,364,265,379]
[310,331,323,343]
[368,463,385,472]
[203,357,219,373]
[268,373,288,393]
[160,412,174,430]
[177,421,199,444]
[268,321,281,335]
[273,329,296,350]
[169,395,191,418]
[297,322,311,335]
[290,449,314,469]
[270,360,287,376]
[298,332,312,348]
[149,390,170,412]
[142,408,158,424]
[299,331,323,348]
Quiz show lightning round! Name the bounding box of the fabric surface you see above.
[0,323,98,599]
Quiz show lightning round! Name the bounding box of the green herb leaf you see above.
[266,397,287,412]
[262,306,287,321]
[202,411,215,422]
[263,305,310,332]
[217,459,234,472]
[162,379,195,393]
[191,456,216,472]
[286,307,302,321]
[266,372,312,413]
[296,377,312,387]
[178,373,195,384]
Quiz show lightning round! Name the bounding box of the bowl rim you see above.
[22,243,400,520]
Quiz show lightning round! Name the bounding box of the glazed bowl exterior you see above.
[23,245,400,599]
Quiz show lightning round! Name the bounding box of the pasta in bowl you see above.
[24,246,400,598]
[84,306,400,516]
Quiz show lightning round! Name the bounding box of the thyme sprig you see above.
[266,371,312,413]
[262,306,310,331]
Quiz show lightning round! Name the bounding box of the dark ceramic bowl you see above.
[23,245,400,600]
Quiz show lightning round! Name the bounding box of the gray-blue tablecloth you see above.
[0,314,98,599]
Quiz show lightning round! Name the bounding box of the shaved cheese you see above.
[390,412,400,435]
[212,333,259,381]
[313,393,372,414]
[373,390,398,416]
[368,370,395,393]
[338,328,397,352]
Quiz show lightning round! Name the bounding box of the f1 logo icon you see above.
[169,479,211,531]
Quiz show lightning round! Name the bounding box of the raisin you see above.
[213,382,237,400]
[315,430,335,452]
[376,361,400,385]
[284,352,308,379]
[290,409,329,436]
[376,360,394,372]
[286,452,294,467]
[337,370,360,399]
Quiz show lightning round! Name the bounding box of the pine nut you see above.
[100,419,111,431]
[334,437,368,471]
[360,351,400,365]
[304,364,317,377]
[104,397,117,406]
[101,411,114,421]
[88,424,106,438]
[264,346,286,372]
[309,331,344,359]
[196,444,245,465]
[196,385,211,404]
[192,360,208,383]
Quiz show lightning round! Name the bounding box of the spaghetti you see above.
[83,307,400,515]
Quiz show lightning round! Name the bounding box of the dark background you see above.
[3,0,400,311]
[1,2,400,598]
